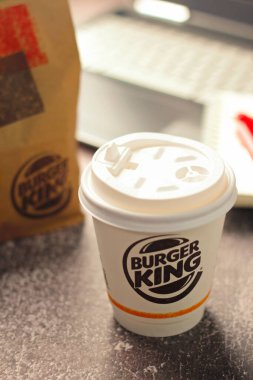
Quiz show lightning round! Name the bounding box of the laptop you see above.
[75,0,253,147]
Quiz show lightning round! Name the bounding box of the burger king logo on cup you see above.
[11,153,72,218]
[123,235,203,304]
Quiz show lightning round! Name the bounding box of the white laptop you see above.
[75,0,253,206]
[75,0,253,145]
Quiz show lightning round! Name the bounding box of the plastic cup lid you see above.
[79,133,237,232]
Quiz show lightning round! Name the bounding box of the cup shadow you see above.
[106,309,252,380]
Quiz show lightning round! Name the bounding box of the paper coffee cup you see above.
[79,133,237,337]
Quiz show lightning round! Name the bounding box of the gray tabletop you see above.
[0,206,253,380]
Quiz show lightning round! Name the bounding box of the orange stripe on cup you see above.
[108,291,210,319]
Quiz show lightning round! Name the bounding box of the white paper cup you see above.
[79,133,237,337]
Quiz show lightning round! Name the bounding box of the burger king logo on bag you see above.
[123,235,203,304]
[11,153,72,218]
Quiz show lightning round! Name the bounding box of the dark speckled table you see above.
[0,146,253,380]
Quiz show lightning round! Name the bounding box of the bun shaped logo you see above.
[123,235,203,304]
[11,153,71,218]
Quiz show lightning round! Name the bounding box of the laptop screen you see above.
[166,0,253,25]
[133,0,253,40]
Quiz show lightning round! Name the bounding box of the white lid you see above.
[79,133,237,232]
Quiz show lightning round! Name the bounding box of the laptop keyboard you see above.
[76,14,253,104]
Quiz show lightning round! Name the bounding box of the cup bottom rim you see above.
[113,305,205,337]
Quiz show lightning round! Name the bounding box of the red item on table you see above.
[236,113,253,159]
[236,113,253,137]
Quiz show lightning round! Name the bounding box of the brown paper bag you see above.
[0,0,83,241]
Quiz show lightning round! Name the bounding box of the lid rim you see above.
[79,164,237,233]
